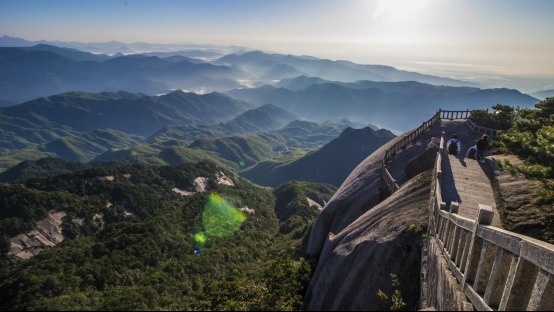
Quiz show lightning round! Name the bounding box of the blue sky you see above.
[1,0,553,91]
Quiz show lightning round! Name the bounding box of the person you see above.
[476,134,490,161]
[466,145,477,159]
[446,134,461,156]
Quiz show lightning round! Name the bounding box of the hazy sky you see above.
[1,0,553,91]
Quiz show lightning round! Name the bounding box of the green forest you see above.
[0,161,336,310]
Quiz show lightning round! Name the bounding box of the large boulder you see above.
[486,155,554,243]
[304,171,430,310]
[405,138,439,179]
[305,134,393,257]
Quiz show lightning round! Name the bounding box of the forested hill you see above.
[0,161,336,310]
[0,90,252,137]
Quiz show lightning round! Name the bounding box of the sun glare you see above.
[361,0,436,46]
[373,0,432,21]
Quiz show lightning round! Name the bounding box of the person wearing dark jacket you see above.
[476,134,490,160]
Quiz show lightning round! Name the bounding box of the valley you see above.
[0,33,552,311]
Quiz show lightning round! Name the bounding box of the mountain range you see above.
[0,40,544,179]
[530,89,554,100]
[1,41,488,106]
[89,118,367,174]
[0,90,257,171]
[0,35,242,57]
[226,78,539,132]
[0,97,385,187]
[215,50,475,87]
[0,90,251,138]
[0,46,248,105]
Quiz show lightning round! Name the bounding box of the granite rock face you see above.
[306,134,397,258]
[304,172,430,310]
[9,210,66,260]
[486,155,554,243]
[405,139,439,179]
[304,123,446,310]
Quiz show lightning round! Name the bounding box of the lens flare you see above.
[194,232,207,244]
[202,193,247,238]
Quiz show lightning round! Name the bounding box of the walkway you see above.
[440,153,502,227]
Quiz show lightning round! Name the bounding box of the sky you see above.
[1,0,553,92]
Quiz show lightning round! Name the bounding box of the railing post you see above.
[527,269,553,310]
[478,204,494,226]
[499,257,539,310]
[483,248,515,309]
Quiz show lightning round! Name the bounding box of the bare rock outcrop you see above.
[304,122,456,310]
[215,171,235,186]
[306,121,452,258]
[9,210,66,260]
[486,155,554,243]
[304,172,430,310]
[307,197,323,211]
[173,172,236,197]
[306,133,399,257]
[405,138,439,179]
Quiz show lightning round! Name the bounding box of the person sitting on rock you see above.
[466,145,477,159]
[476,134,490,161]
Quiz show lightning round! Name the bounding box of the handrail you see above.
[381,111,441,193]
[381,159,399,192]
[381,109,474,194]
[380,109,506,194]
[438,109,471,120]
[429,138,554,311]
[378,109,554,309]
[378,109,553,309]
[467,118,504,138]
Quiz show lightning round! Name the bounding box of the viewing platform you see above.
[379,109,554,311]
[441,150,501,228]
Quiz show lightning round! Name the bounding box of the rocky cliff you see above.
[304,171,430,310]
[9,210,66,259]
[304,123,442,310]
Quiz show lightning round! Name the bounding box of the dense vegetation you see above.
[0,90,252,155]
[0,161,336,310]
[0,157,89,183]
[102,119,354,168]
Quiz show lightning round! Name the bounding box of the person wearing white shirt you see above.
[446,134,461,156]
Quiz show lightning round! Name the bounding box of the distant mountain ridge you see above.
[0,46,249,104]
[0,35,243,56]
[0,40,496,106]
[148,103,299,144]
[226,80,539,132]
[0,90,252,137]
[93,118,358,172]
[529,89,554,100]
[215,50,475,87]
[0,90,254,171]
